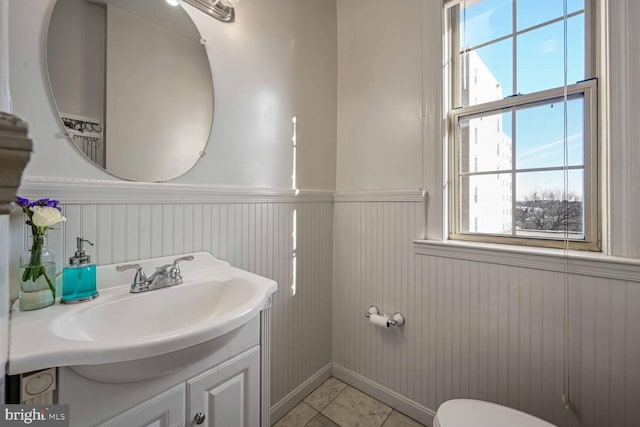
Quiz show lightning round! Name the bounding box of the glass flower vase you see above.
[19,237,56,310]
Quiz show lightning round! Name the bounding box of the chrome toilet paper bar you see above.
[364,305,405,327]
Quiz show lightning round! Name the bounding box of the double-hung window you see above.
[445,0,598,250]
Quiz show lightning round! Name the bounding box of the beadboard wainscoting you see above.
[332,191,430,423]
[9,177,334,412]
[333,195,640,427]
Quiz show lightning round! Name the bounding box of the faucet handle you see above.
[115,263,147,283]
[171,255,194,278]
[172,255,195,266]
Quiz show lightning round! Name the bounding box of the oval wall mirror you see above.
[46,0,214,182]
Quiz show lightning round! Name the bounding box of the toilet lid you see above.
[434,399,556,427]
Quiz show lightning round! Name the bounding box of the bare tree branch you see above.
[516,190,583,232]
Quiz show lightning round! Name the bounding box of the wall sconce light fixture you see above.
[183,0,239,23]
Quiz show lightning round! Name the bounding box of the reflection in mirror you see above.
[47,0,214,182]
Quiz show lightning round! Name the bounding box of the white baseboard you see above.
[270,363,332,425]
[332,363,436,426]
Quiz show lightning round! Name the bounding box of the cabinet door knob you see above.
[194,412,206,425]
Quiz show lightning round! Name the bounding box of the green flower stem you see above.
[21,231,42,282]
[21,230,55,298]
[41,269,56,299]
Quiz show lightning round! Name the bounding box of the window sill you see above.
[413,239,640,283]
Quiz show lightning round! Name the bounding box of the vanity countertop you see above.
[8,252,277,376]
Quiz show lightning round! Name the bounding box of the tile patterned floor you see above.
[274,377,425,427]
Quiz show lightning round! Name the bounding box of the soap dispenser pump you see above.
[61,237,99,304]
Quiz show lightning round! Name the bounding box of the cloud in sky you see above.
[517,132,582,160]
[540,38,560,55]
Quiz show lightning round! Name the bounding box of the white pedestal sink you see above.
[8,252,277,383]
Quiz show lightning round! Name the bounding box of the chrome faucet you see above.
[116,255,195,293]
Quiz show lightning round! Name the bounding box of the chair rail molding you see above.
[18,176,334,205]
[0,112,32,214]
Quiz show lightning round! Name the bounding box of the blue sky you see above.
[460,0,586,200]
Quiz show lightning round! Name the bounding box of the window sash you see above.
[448,80,599,250]
[452,80,594,124]
[448,0,596,108]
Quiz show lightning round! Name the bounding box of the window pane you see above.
[517,16,584,94]
[567,14,586,85]
[461,39,513,106]
[515,169,584,239]
[460,0,512,49]
[515,96,584,170]
[460,173,513,234]
[459,111,512,174]
[517,0,584,31]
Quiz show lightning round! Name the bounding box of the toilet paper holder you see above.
[364,305,405,327]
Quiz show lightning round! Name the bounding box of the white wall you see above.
[336,0,444,238]
[336,0,423,192]
[9,0,337,190]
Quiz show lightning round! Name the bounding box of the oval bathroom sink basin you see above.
[52,275,259,343]
[8,252,277,383]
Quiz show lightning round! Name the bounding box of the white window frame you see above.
[444,0,600,250]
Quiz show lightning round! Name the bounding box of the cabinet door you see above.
[98,383,186,427]
[187,346,260,427]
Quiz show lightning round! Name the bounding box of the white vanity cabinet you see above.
[56,316,269,427]
[98,384,186,427]
[187,346,260,427]
[97,346,260,427]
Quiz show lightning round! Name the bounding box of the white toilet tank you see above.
[433,399,556,427]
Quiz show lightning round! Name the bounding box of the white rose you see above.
[31,206,67,227]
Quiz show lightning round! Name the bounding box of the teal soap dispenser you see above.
[61,238,99,304]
